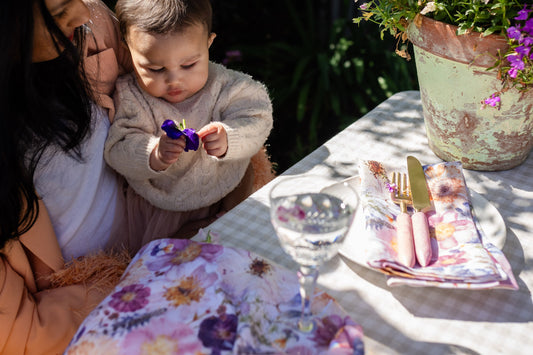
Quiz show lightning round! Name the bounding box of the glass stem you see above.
[297,265,318,332]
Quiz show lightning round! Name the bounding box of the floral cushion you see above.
[64,236,364,354]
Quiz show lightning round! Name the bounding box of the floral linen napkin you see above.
[64,234,365,355]
[358,160,518,290]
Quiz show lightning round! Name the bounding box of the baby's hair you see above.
[116,0,212,40]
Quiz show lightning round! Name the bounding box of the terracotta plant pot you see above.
[408,16,533,171]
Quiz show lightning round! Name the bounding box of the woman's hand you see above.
[150,134,186,171]
[197,123,228,158]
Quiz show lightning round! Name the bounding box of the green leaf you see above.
[296,83,311,122]
[483,27,497,37]
[204,230,212,243]
[291,57,311,90]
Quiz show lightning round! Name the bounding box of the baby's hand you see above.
[150,134,186,171]
[197,123,228,158]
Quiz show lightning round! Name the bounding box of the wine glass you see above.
[269,174,358,332]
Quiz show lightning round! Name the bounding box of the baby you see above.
[104,0,273,251]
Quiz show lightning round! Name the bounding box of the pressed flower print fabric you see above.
[64,237,365,354]
[357,160,518,290]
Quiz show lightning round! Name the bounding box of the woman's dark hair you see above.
[0,0,93,250]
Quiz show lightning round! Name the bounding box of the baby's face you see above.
[127,23,215,103]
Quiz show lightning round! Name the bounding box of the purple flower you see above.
[182,128,200,151]
[523,36,533,47]
[483,94,501,108]
[312,314,365,354]
[160,119,200,151]
[109,284,150,313]
[508,67,519,78]
[524,19,533,36]
[515,5,532,21]
[198,313,238,352]
[385,182,397,193]
[508,53,525,70]
[313,314,347,347]
[146,239,223,273]
[507,26,522,41]
[161,119,183,139]
[516,45,531,57]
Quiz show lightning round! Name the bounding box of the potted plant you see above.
[355,1,533,171]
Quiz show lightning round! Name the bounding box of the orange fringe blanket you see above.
[48,250,131,292]
[251,146,277,191]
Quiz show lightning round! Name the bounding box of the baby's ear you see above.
[208,32,217,48]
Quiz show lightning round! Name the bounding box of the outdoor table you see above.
[192,90,533,354]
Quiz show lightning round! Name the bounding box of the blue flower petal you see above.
[161,119,184,140]
[183,128,200,151]
[161,120,200,151]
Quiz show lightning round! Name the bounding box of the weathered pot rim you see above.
[407,15,509,68]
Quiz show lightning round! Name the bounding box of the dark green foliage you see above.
[210,0,418,172]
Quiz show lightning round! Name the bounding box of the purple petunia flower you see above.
[508,67,519,78]
[109,284,150,313]
[161,119,200,152]
[198,313,238,352]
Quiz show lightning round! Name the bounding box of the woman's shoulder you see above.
[84,0,132,71]
[84,0,119,44]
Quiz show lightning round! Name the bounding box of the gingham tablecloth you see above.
[193,91,533,355]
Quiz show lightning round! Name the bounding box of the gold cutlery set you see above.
[390,156,432,267]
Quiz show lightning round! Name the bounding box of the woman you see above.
[0,0,131,353]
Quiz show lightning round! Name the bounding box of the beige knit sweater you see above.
[104,62,273,211]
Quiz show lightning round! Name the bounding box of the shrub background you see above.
[103,0,418,173]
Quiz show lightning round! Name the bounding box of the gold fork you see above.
[390,172,411,214]
[390,172,415,267]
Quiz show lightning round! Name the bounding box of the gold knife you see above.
[406,156,432,266]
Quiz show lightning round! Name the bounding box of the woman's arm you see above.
[0,201,113,354]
